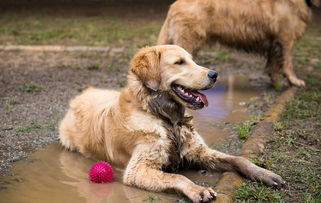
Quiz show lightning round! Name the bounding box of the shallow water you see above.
[190,75,260,152]
[0,75,260,202]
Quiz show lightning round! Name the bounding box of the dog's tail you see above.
[157,17,171,45]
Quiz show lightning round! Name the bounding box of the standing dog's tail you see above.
[157,18,171,45]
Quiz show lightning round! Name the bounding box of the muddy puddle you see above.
[0,75,260,203]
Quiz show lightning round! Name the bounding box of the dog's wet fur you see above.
[158,0,321,87]
[59,45,285,202]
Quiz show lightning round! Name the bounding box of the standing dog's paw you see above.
[188,185,217,203]
[289,77,305,87]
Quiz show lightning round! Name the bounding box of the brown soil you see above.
[0,51,127,171]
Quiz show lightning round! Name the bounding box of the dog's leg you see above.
[172,23,206,55]
[123,142,216,203]
[281,40,305,87]
[266,41,283,89]
[182,131,285,187]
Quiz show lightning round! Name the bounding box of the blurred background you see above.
[0,0,174,47]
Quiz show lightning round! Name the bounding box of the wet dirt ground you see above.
[0,48,278,174]
[0,75,261,202]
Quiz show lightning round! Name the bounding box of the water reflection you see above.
[190,75,259,147]
[59,147,174,203]
[192,75,258,122]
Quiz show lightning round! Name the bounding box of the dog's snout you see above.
[207,70,218,80]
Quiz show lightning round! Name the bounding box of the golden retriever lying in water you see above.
[59,45,284,202]
[158,0,321,87]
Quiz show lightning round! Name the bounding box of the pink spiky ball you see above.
[89,161,114,183]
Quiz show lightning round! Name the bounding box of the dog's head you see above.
[130,45,217,110]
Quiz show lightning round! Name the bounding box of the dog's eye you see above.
[174,59,185,65]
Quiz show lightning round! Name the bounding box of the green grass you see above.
[235,27,321,202]
[182,47,233,66]
[144,194,160,202]
[273,81,283,92]
[214,49,231,62]
[17,124,41,133]
[235,182,284,203]
[248,157,265,168]
[17,82,43,92]
[87,62,100,70]
[47,124,55,130]
[118,80,127,88]
[106,64,121,73]
[293,27,321,68]
[235,121,254,140]
[273,122,284,132]
[0,15,160,46]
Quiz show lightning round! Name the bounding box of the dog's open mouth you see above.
[172,84,208,107]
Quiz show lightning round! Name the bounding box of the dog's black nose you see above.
[208,70,218,80]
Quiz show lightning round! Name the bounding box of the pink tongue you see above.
[191,91,208,107]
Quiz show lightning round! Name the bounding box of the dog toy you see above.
[89,161,114,183]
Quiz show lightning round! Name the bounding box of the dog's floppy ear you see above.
[130,47,161,91]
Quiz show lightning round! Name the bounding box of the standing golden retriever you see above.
[59,45,284,203]
[158,0,321,87]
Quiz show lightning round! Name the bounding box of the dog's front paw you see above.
[250,168,285,187]
[188,185,217,203]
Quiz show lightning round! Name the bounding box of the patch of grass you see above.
[197,56,213,66]
[17,82,43,93]
[235,121,254,140]
[249,157,265,168]
[273,81,283,92]
[118,80,127,88]
[77,85,89,92]
[106,64,120,73]
[235,182,283,203]
[7,99,18,106]
[144,194,160,202]
[202,47,232,63]
[297,91,321,101]
[74,65,81,70]
[283,99,319,119]
[255,65,263,70]
[87,62,100,70]
[214,49,231,62]
[273,122,284,132]
[0,14,161,46]
[47,124,55,130]
[17,124,41,133]
[100,78,111,83]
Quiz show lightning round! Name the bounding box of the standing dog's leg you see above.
[182,130,285,187]
[266,41,283,88]
[171,22,206,55]
[281,39,305,87]
[123,142,216,203]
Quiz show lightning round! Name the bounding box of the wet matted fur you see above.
[158,0,321,87]
[59,45,285,203]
